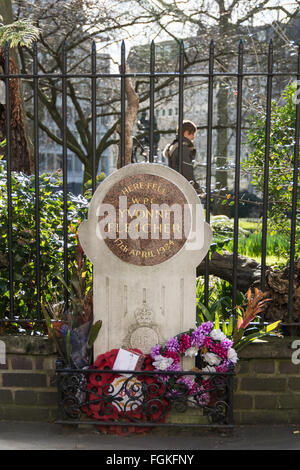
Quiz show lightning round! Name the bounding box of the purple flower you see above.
[60,324,69,337]
[167,362,181,372]
[150,344,161,360]
[198,321,213,335]
[191,327,205,348]
[158,374,169,383]
[215,360,231,373]
[165,337,179,351]
[177,376,195,392]
[192,385,210,406]
[221,339,233,350]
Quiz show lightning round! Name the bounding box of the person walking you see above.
[163,120,200,191]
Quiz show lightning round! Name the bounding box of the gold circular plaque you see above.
[98,174,191,266]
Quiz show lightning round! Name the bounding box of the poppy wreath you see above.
[81,348,169,435]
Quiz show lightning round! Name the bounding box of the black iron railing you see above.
[55,363,234,429]
[0,39,299,326]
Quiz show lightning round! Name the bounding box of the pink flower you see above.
[164,350,180,363]
[203,336,213,349]
[215,361,231,373]
[178,334,192,354]
[221,339,233,350]
[211,343,228,360]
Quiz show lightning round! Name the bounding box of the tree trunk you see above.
[0,0,34,174]
[263,259,300,325]
[214,2,230,216]
[214,81,230,216]
[196,252,300,326]
[117,63,139,168]
[196,251,261,291]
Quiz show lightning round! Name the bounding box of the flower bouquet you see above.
[150,322,238,407]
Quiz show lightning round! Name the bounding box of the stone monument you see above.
[78,163,212,362]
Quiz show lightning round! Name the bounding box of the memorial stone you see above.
[78,163,212,364]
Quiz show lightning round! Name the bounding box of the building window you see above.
[168,109,172,116]
[162,109,166,116]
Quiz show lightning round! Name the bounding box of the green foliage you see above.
[211,215,290,265]
[0,158,90,321]
[209,215,250,253]
[196,278,281,350]
[196,277,244,324]
[226,230,290,259]
[0,20,40,47]
[233,320,281,352]
[243,82,300,257]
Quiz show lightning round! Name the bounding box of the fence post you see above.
[204,39,214,308]
[261,40,273,294]
[232,40,243,310]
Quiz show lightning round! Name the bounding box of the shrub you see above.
[0,158,90,320]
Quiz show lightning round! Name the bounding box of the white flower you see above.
[202,365,216,379]
[184,346,199,358]
[203,352,222,366]
[228,348,238,364]
[152,355,174,371]
[210,328,227,342]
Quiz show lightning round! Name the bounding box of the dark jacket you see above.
[163,136,200,191]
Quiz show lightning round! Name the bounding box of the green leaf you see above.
[227,316,234,337]
[87,320,102,349]
[40,304,64,359]
[215,311,220,329]
[196,301,214,322]
[235,321,281,352]
[66,330,71,366]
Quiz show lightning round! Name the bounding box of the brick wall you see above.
[0,335,300,424]
[0,336,58,422]
[234,336,300,424]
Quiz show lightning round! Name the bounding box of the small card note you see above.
[112,348,144,375]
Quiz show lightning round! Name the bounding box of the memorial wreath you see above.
[82,322,238,434]
[82,348,169,435]
[150,321,238,405]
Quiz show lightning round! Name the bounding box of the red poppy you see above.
[82,348,168,434]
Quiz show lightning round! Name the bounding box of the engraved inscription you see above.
[98,174,191,266]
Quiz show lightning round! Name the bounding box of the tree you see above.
[0,0,40,173]
[243,82,300,258]
[13,0,164,183]
[13,0,299,187]
[130,0,299,213]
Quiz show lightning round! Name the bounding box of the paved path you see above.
[0,421,300,451]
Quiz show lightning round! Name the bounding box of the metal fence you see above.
[0,39,299,327]
[56,362,234,429]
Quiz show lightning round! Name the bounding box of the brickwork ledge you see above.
[0,335,56,356]
[0,334,296,359]
[238,336,298,360]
